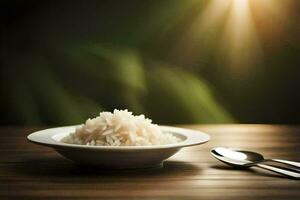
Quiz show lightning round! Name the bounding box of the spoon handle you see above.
[270,159,300,168]
[256,163,300,179]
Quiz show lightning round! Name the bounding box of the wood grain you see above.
[0,125,299,200]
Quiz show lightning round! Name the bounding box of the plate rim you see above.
[27,125,210,150]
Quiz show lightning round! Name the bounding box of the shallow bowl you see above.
[27,125,209,169]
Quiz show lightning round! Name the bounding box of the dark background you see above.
[1,0,300,125]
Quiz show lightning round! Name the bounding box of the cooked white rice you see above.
[61,109,180,146]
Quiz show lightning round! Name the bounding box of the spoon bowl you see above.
[211,147,264,168]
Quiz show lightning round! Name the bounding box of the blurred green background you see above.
[1,0,300,125]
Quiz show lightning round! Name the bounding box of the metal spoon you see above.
[211,147,300,179]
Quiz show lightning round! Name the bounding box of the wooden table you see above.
[1,125,299,199]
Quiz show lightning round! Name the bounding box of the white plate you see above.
[27,125,209,169]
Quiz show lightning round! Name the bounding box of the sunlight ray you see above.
[218,0,263,74]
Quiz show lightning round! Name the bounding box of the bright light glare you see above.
[218,0,263,74]
[215,147,247,160]
[171,0,291,74]
[233,0,248,8]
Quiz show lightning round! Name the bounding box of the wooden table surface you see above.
[1,125,299,200]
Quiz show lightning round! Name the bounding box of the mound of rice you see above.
[62,109,180,146]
